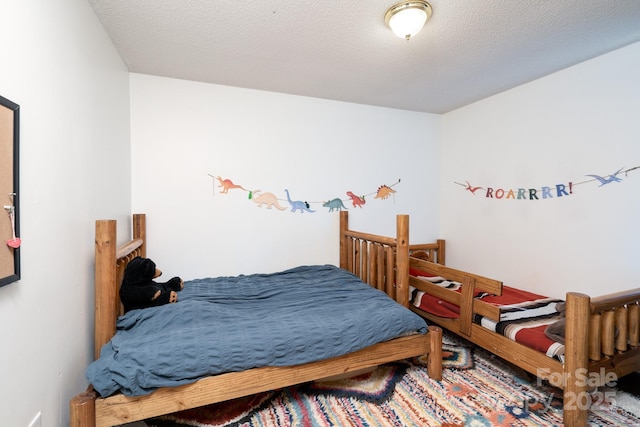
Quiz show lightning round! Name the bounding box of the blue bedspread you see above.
[86,265,428,397]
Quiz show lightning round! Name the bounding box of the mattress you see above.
[87,264,428,397]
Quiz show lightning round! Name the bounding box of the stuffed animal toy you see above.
[544,302,566,344]
[410,250,431,261]
[120,256,184,313]
[545,301,619,344]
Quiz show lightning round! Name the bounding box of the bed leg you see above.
[563,292,590,427]
[427,325,443,381]
[69,388,97,427]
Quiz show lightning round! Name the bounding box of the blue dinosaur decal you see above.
[585,167,624,187]
[284,189,315,213]
[322,198,347,212]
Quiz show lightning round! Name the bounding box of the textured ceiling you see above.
[88,0,640,113]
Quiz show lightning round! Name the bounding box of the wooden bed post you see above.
[72,218,119,427]
[69,389,97,427]
[94,219,117,360]
[427,325,443,380]
[436,239,445,265]
[339,211,348,270]
[563,292,590,427]
[395,215,409,307]
[133,213,146,258]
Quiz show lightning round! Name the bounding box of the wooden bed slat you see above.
[589,313,602,361]
[601,310,615,357]
[616,306,628,352]
[360,240,368,282]
[629,303,639,347]
[355,240,362,279]
[375,244,384,291]
[385,246,394,300]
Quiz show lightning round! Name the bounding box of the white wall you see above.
[441,42,640,298]
[0,1,131,426]
[130,74,441,280]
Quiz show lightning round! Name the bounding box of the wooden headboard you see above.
[338,211,445,307]
[339,211,409,304]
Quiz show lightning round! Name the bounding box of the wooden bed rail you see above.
[589,287,640,313]
[341,229,396,246]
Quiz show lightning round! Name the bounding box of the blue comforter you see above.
[86,265,427,397]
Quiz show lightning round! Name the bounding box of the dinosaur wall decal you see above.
[285,189,315,213]
[322,198,347,212]
[374,184,396,200]
[585,167,624,187]
[216,176,247,194]
[208,173,404,212]
[346,191,366,208]
[251,190,287,210]
[464,181,483,194]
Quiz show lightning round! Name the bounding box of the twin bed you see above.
[69,211,640,427]
[407,249,640,427]
[69,212,443,427]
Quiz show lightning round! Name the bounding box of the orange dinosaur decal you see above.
[374,185,396,200]
[215,176,247,194]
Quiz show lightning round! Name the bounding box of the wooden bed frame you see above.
[69,211,442,427]
[407,246,640,427]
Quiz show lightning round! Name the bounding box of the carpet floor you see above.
[139,333,640,426]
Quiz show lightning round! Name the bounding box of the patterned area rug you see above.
[146,340,640,427]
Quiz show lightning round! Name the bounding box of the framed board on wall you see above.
[0,95,20,287]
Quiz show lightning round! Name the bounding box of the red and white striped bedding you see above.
[410,268,565,360]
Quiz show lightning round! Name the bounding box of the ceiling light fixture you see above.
[384,1,432,41]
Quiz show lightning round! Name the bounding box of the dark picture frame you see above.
[0,95,20,287]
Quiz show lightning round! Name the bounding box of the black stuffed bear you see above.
[120,256,184,313]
